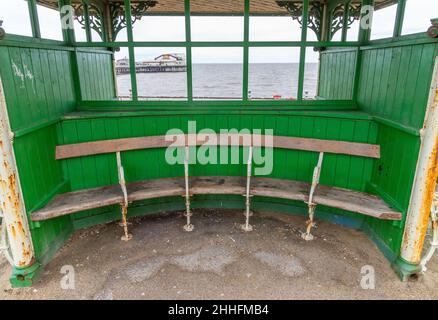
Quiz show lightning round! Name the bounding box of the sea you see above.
[116,63,319,100]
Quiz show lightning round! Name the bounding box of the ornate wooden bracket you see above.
[109,1,157,41]
[276,1,324,41]
[330,2,361,40]
[72,2,105,41]
[277,1,361,41]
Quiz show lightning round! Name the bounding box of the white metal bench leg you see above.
[302,152,324,241]
[117,152,132,241]
[241,146,254,232]
[183,146,194,232]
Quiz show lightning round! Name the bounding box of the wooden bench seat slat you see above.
[250,177,310,201]
[56,134,380,160]
[313,184,401,220]
[190,176,247,195]
[127,178,186,202]
[31,176,401,222]
[31,185,124,221]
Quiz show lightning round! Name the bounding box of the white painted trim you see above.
[0,76,35,268]
[401,57,438,264]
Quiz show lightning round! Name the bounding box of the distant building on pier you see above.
[116,53,187,74]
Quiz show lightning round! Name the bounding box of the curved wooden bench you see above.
[32,176,401,221]
[31,134,401,241]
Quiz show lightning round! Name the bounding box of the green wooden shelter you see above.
[0,0,437,287]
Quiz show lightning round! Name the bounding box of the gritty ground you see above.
[1,209,438,300]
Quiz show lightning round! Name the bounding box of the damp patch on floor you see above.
[253,251,306,278]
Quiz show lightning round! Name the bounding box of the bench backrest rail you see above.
[56,134,380,160]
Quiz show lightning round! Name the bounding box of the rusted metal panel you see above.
[0,76,35,268]
[401,57,438,264]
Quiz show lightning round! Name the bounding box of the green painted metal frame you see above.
[341,1,350,41]
[27,0,41,39]
[184,0,193,102]
[82,1,92,42]
[393,0,406,38]
[124,0,138,101]
[1,0,435,114]
[9,0,430,111]
[242,0,250,101]
[75,0,358,107]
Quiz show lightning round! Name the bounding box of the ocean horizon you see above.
[116,63,319,100]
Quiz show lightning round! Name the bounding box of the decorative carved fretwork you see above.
[277,1,361,41]
[72,2,105,41]
[330,2,361,40]
[109,1,157,41]
[308,1,324,41]
[109,2,126,40]
[88,3,105,40]
[276,1,324,41]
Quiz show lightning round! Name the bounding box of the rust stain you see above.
[16,220,26,238]
[5,173,21,216]
[9,225,16,239]
[7,174,16,195]
[20,241,31,261]
[18,255,35,268]
[411,134,438,262]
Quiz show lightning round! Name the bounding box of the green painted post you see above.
[83,0,92,43]
[353,0,374,102]
[28,0,41,39]
[124,0,138,101]
[297,0,309,101]
[59,0,75,44]
[185,0,193,102]
[393,0,406,38]
[361,0,374,43]
[243,0,250,101]
[62,0,82,102]
[341,1,350,42]
[100,4,109,43]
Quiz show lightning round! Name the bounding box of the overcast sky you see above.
[1,0,437,63]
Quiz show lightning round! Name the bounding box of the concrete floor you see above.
[1,209,438,300]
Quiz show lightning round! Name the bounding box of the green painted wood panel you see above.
[358,43,438,129]
[76,51,115,101]
[364,125,420,254]
[318,49,357,100]
[0,46,75,131]
[357,42,438,256]
[14,124,72,262]
[0,45,76,262]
